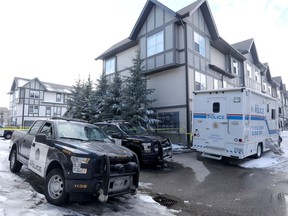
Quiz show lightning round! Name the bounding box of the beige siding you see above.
[117,46,139,71]
[147,67,186,107]
[210,47,225,70]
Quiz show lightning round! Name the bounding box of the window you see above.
[54,107,61,116]
[194,32,205,56]
[40,122,52,137]
[213,102,220,113]
[158,112,179,129]
[195,71,206,90]
[28,105,39,114]
[30,90,39,99]
[268,86,272,94]
[232,59,240,75]
[213,79,219,89]
[46,106,51,116]
[263,82,267,92]
[223,81,227,88]
[105,57,115,74]
[56,93,61,102]
[147,31,164,57]
[28,121,44,135]
[271,109,276,119]
[255,70,260,83]
[247,64,252,78]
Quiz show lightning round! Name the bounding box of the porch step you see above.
[265,138,284,155]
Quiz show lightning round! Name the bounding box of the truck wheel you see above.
[9,148,22,173]
[254,144,263,158]
[44,169,68,206]
[4,133,12,140]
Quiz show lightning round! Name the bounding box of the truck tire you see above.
[254,144,263,158]
[4,133,12,140]
[44,169,68,206]
[9,148,22,173]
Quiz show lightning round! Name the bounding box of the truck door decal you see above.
[28,140,49,178]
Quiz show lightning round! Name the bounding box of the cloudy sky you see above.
[0,0,287,108]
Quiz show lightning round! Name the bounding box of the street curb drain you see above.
[153,195,177,207]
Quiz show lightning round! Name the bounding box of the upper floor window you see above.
[223,80,227,88]
[28,105,39,114]
[194,32,205,56]
[105,57,115,74]
[195,71,206,90]
[232,59,240,75]
[268,86,272,94]
[147,31,164,57]
[213,79,219,89]
[255,69,260,83]
[46,106,51,116]
[30,90,39,99]
[56,93,61,102]
[263,82,267,92]
[247,64,252,78]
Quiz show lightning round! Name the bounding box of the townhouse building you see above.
[9,77,72,127]
[96,0,287,144]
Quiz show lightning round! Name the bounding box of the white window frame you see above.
[263,82,267,92]
[46,106,51,116]
[195,71,206,90]
[223,81,227,88]
[105,57,116,74]
[268,86,272,94]
[247,64,252,78]
[147,31,164,57]
[30,90,39,99]
[56,93,61,102]
[194,32,205,56]
[28,105,39,114]
[232,59,240,75]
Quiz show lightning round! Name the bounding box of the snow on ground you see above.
[238,131,288,171]
[0,139,174,216]
[1,132,288,215]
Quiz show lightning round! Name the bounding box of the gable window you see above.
[28,105,39,114]
[30,90,39,99]
[232,59,240,75]
[147,31,164,57]
[268,86,272,94]
[105,57,115,74]
[195,71,206,90]
[247,64,252,78]
[56,93,61,102]
[194,32,205,56]
[255,69,260,83]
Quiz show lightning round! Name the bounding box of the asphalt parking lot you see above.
[139,150,288,216]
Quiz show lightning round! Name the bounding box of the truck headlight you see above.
[71,156,90,174]
[142,142,152,152]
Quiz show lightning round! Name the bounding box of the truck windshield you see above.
[119,124,148,135]
[57,122,109,142]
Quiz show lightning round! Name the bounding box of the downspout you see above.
[178,15,191,147]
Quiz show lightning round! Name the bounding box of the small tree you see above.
[122,49,155,126]
[66,77,86,119]
[94,71,109,121]
[102,69,123,120]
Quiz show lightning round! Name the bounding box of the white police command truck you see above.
[192,87,282,160]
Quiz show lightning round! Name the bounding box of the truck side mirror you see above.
[112,133,123,139]
[35,133,53,146]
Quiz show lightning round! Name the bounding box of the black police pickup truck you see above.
[95,121,172,165]
[9,117,139,206]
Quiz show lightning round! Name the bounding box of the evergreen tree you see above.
[94,71,109,121]
[122,49,155,126]
[66,77,86,119]
[82,74,95,122]
[102,69,123,120]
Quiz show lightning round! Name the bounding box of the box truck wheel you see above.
[254,144,263,158]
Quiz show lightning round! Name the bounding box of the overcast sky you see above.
[0,0,287,108]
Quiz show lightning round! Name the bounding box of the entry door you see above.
[205,98,227,149]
